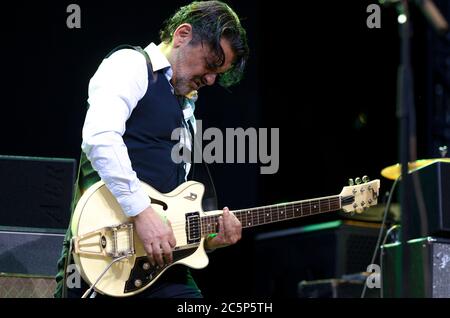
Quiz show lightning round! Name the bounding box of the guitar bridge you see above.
[72,223,135,259]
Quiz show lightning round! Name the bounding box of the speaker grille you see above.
[432,242,450,297]
[0,227,65,276]
[382,237,450,297]
[0,275,56,298]
[345,234,379,274]
[0,155,76,229]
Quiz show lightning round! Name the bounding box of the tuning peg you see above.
[355,177,362,185]
[348,178,354,186]
[362,175,370,183]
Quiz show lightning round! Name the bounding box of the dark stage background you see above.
[1,0,449,297]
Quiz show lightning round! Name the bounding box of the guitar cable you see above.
[81,255,128,298]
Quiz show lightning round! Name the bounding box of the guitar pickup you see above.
[185,212,201,244]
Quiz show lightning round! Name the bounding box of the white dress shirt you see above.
[82,43,196,217]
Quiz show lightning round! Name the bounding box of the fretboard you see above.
[200,195,344,236]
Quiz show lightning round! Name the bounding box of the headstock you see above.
[339,176,380,214]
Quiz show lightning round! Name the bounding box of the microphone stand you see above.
[396,0,414,298]
[381,0,448,297]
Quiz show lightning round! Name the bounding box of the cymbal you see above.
[381,158,450,180]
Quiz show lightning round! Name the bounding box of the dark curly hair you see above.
[160,1,249,87]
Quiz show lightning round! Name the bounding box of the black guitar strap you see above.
[186,119,218,212]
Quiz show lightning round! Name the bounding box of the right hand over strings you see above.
[133,206,176,267]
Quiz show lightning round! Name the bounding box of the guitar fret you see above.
[260,208,264,225]
[246,210,252,227]
[316,200,322,213]
[302,201,310,215]
[279,205,285,220]
[295,204,301,218]
[312,199,321,215]
[262,208,269,224]
[265,207,270,224]
[319,199,326,213]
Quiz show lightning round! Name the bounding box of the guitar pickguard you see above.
[124,246,199,293]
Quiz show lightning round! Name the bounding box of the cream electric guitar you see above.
[71,177,380,297]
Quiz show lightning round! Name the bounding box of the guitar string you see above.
[113,200,344,247]
[167,197,342,228]
[103,197,343,236]
[109,198,343,241]
[114,200,341,236]
[93,192,368,251]
[99,185,372,238]
[179,183,369,227]
[156,201,344,233]
[110,197,342,238]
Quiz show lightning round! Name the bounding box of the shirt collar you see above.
[143,43,171,72]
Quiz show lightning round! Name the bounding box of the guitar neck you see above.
[200,194,352,236]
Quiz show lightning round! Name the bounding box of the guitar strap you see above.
[186,119,218,212]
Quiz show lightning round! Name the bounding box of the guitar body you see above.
[71,180,222,297]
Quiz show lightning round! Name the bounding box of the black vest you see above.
[122,51,186,193]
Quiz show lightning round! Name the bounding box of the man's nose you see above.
[203,73,217,86]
